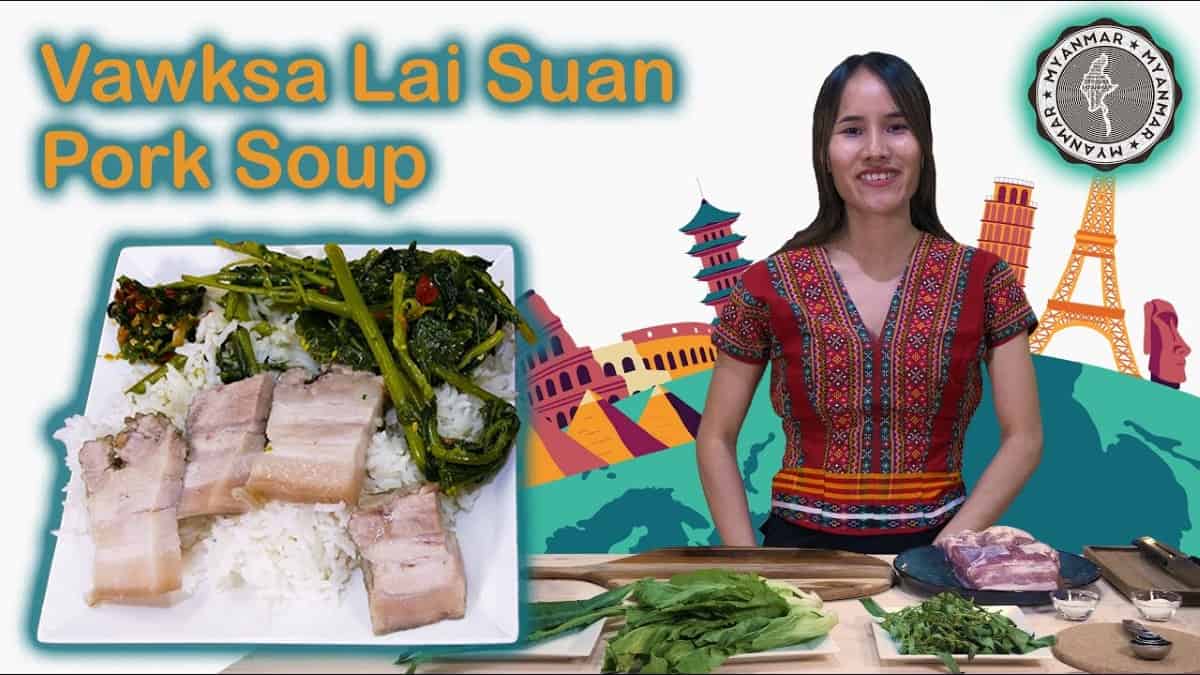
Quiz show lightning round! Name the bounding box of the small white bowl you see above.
[1132,590,1182,622]
[1052,589,1099,621]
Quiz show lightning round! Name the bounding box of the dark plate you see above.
[893,545,1102,606]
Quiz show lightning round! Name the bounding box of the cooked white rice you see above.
[54,291,515,605]
[180,502,356,602]
[433,325,517,442]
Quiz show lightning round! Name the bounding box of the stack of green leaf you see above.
[861,593,1056,674]
[396,571,838,674]
[593,570,837,674]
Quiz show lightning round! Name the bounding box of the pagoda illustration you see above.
[978,178,1037,286]
[681,199,752,318]
[1029,176,1141,377]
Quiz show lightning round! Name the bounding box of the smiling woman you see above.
[785,52,950,250]
[697,53,1045,555]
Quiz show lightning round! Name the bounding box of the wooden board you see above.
[1085,546,1200,605]
[1053,622,1200,674]
[529,546,895,601]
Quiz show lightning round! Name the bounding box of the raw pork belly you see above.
[78,413,187,604]
[348,485,467,634]
[246,367,384,505]
[178,373,275,518]
[935,526,1061,591]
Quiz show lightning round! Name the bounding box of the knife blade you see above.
[1132,536,1200,587]
[1155,540,1195,563]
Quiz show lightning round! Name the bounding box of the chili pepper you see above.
[415,274,439,305]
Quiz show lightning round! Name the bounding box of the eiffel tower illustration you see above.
[1029,176,1142,377]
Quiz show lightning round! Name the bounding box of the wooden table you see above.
[225,554,1200,674]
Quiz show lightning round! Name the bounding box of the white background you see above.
[2,2,1197,672]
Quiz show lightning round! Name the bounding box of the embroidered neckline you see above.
[815,232,927,347]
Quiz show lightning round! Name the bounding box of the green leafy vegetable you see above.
[294,311,375,372]
[417,365,521,494]
[861,593,1056,674]
[393,652,432,674]
[214,291,286,384]
[325,243,421,424]
[215,327,261,384]
[527,584,635,643]
[398,573,835,673]
[390,272,434,403]
[391,585,633,674]
[601,570,837,674]
[221,290,250,322]
[124,354,187,395]
[409,315,472,373]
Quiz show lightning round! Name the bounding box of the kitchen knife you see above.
[1132,536,1200,587]
[1157,540,1197,563]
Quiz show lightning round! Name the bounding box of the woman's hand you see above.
[696,352,766,547]
[938,334,1043,536]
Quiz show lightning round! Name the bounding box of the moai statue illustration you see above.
[1144,299,1191,388]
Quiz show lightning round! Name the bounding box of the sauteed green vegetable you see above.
[113,240,533,496]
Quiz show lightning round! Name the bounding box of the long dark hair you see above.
[780,52,953,251]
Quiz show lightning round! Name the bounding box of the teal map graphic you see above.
[525,355,1200,555]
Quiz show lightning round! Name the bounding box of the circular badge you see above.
[1028,18,1183,170]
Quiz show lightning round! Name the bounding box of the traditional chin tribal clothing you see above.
[712,233,1038,538]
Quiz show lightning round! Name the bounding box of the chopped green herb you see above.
[861,593,1056,674]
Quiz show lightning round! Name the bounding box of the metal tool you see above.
[1123,619,1174,661]
[1123,619,1166,642]
[1132,537,1200,587]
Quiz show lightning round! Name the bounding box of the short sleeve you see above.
[712,276,772,364]
[983,258,1039,349]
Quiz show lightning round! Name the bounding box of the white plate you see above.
[457,618,608,660]
[456,618,837,662]
[517,619,608,659]
[37,243,519,646]
[872,605,1054,665]
[726,633,839,662]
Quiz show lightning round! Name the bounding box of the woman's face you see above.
[827,67,922,221]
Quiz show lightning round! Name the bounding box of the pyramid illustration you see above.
[532,414,607,479]
[637,384,695,447]
[525,429,566,487]
[595,396,668,458]
[566,390,638,465]
[665,390,702,436]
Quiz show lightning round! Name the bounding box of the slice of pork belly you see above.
[78,413,186,605]
[178,373,275,518]
[245,367,384,506]
[348,485,467,634]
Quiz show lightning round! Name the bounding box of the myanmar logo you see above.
[1028,18,1183,170]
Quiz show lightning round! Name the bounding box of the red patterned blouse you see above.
[711,233,1038,536]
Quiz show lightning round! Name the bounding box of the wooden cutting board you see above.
[1085,546,1200,605]
[529,546,895,601]
[1053,623,1200,674]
